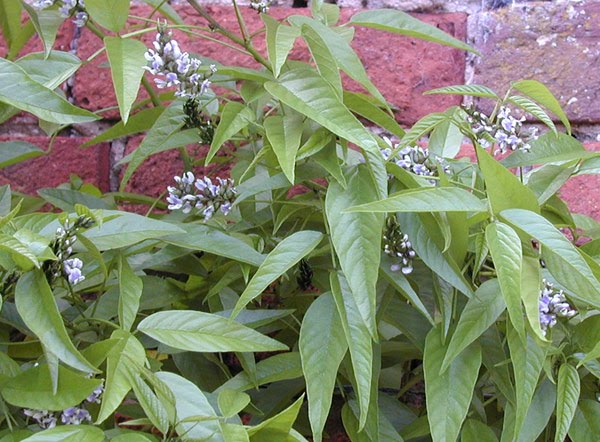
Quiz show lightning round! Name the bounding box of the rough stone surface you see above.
[73,4,467,124]
[560,141,600,221]
[469,1,600,124]
[0,136,110,194]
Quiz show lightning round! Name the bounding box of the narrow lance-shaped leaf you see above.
[330,272,373,431]
[205,101,254,165]
[500,208,600,308]
[15,270,96,373]
[300,293,348,442]
[424,326,482,442]
[326,166,383,337]
[138,310,288,352]
[262,14,300,78]
[486,222,526,342]
[555,364,580,442]
[231,230,323,318]
[264,114,303,184]
[105,37,148,124]
[346,187,487,214]
[22,4,63,58]
[0,58,98,125]
[425,84,499,99]
[441,278,505,372]
[302,24,342,96]
[512,79,571,134]
[118,254,143,332]
[348,9,477,53]
[508,95,557,134]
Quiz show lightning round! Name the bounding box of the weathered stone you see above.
[0,136,110,194]
[469,1,600,124]
[72,4,467,125]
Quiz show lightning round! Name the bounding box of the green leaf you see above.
[330,273,373,431]
[398,112,449,148]
[129,372,171,435]
[247,395,304,442]
[476,145,539,214]
[343,92,405,139]
[82,211,183,250]
[302,24,342,95]
[118,254,143,332]
[312,140,346,188]
[349,9,477,53]
[262,15,300,78]
[0,233,39,270]
[526,163,575,205]
[120,99,185,190]
[423,326,481,442]
[441,279,505,372]
[138,310,287,352]
[21,4,63,58]
[517,378,556,442]
[162,224,265,267]
[85,0,130,32]
[0,0,25,58]
[287,15,387,106]
[264,115,303,183]
[506,326,546,440]
[21,426,104,442]
[485,222,526,341]
[300,293,348,442]
[461,419,498,442]
[0,58,98,124]
[347,187,487,213]
[141,0,184,24]
[429,120,463,159]
[512,79,571,134]
[569,400,600,442]
[205,101,254,165]
[15,270,95,373]
[502,132,591,168]
[105,37,147,124]
[0,364,101,411]
[16,51,81,87]
[508,95,557,134]
[500,208,600,308]
[37,188,110,211]
[82,107,165,147]
[425,84,498,99]
[555,364,580,442]
[156,372,222,441]
[97,330,147,423]
[218,389,250,418]
[230,230,323,318]
[326,166,383,337]
[265,69,380,156]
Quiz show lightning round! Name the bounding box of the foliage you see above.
[0,0,599,441]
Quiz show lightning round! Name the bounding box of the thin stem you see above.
[232,0,251,43]
[396,372,423,399]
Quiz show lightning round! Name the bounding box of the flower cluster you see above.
[464,105,538,154]
[381,138,447,183]
[250,0,271,13]
[383,216,416,275]
[167,172,236,221]
[183,98,215,145]
[539,279,577,336]
[31,0,88,28]
[145,23,216,99]
[45,215,95,286]
[24,383,103,429]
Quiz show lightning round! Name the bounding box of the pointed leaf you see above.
[569,400,600,442]
[502,132,590,167]
[326,166,383,336]
[118,254,143,331]
[425,84,498,99]
[344,91,405,138]
[262,15,300,78]
[441,279,505,372]
[21,4,63,57]
[21,425,104,442]
[138,310,287,352]
[512,79,571,134]
[517,378,556,442]
[349,9,476,53]
[0,58,98,124]
[300,293,348,442]
[485,222,525,341]
[218,389,250,418]
[206,101,254,165]
[423,326,481,442]
[247,395,304,441]
[0,140,46,168]
[508,95,556,134]
[231,230,323,318]
[555,364,580,442]
[264,115,303,183]
[15,270,95,373]
[105,37,147,124]
[347,187,487,213]
[85,0,130,33]
[302,24,342,95]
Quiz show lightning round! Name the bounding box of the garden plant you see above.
[0,0,599,440]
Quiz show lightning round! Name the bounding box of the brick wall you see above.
[1,0,600,219]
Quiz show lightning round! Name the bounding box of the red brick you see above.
[73,5,467,124]
[470,1,600,124]
[0,136,110,194]
[0,18,74,59]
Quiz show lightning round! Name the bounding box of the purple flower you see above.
[61,407,91,425]
[63,258,85,285]
[86,384,104,404]
[24,409,57,429]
